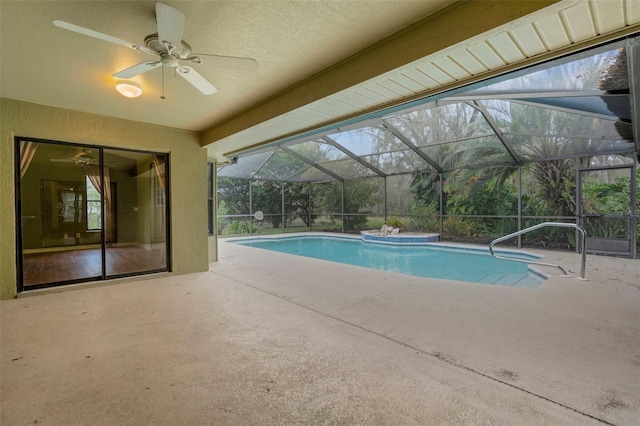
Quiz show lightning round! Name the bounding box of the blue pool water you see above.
[230,236,545,287]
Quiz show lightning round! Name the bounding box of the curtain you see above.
[19,141,38,178]
[152,154,166,190]
[83,164,114,244]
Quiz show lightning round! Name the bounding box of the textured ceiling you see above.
[0,0,451,131]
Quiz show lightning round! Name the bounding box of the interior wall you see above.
[0,98,210,299]
[18,160,139,249]
[111,167,138,244]
[20,163,86,248]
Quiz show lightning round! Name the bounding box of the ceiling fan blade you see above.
[156,2,184,50]
[114,61,162,78]
[53,20,157,56]
[191,54,258,71]
[176,66,218,95]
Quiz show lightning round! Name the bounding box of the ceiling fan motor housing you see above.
[145,34,192,59]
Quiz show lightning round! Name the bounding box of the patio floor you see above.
[2,235,639,424]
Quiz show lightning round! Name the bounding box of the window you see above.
[208,162,214,235]
[155,187,165,206]
[61,190,82,223]
[86,176,101,230]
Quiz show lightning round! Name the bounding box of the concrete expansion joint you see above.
[327,278,417,316]
[223,273,618,426]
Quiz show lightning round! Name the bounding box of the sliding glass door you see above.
[103,149,169,277]
[16,138,170,291]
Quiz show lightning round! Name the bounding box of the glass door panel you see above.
[19,141,103,287]
[104,149,168,277]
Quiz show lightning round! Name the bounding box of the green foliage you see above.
[582,177,630,215]
[520,222,576,250]
[407,194,439,232]
[217,177,250,215]
[586,219,625,239]
[224,220,261,235]
[444,175,517,216]
[520,193,544,217]
[217,199,229,234]
[366,217,386,229]
[442,217,479,238]
[385,216,404,229]
[251,180,283,227]
[410,216,439,233]
[581,171,638,243]
[528,161,576,216]
[410,168,518,237]
[474,218,517,239]
[319,178,380,230]
[284,182,313,227]
[410,171,441,207]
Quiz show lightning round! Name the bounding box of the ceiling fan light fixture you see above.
[115,80,142,98]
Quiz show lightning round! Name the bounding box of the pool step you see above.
[478,273,544,288]
[512,274,544,288]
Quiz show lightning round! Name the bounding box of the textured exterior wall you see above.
[207,158,218,264]
[0,98,210,299]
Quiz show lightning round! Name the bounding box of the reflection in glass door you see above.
[16,138,170,291]
[104,149,169,277]
[18,141,104,287]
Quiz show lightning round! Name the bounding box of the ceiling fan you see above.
[53,2,258,96]
[50,149,98,166]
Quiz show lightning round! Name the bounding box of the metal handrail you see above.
[489,222,587,280]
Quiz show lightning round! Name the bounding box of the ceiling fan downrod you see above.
[161,64,166,100]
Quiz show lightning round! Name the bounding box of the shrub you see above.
[224,220,261,235]
[385,216,404,229]
[442,217,478,238]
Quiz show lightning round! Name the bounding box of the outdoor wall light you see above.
[115,80,142,98]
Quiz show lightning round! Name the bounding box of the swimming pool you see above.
[229,235,546,288]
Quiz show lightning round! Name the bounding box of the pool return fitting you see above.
[489,222,587,280]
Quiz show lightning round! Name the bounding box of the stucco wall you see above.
[1,98,210,299]
[207,157,218,264]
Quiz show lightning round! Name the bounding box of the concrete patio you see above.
[2,237,639,425]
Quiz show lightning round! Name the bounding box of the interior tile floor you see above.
[2,237,639,425]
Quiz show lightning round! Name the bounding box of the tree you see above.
[217,177,250,215]
[317,178,381,231]
[284,182,313,227]
[251,180,282,228]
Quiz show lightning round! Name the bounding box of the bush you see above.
[224,220,261,235]
[385,216,404,229]
[410,216,439,232]
[442,217,478,238]
[343,215,369,231]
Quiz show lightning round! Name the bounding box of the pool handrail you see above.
[489,222,587,280]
